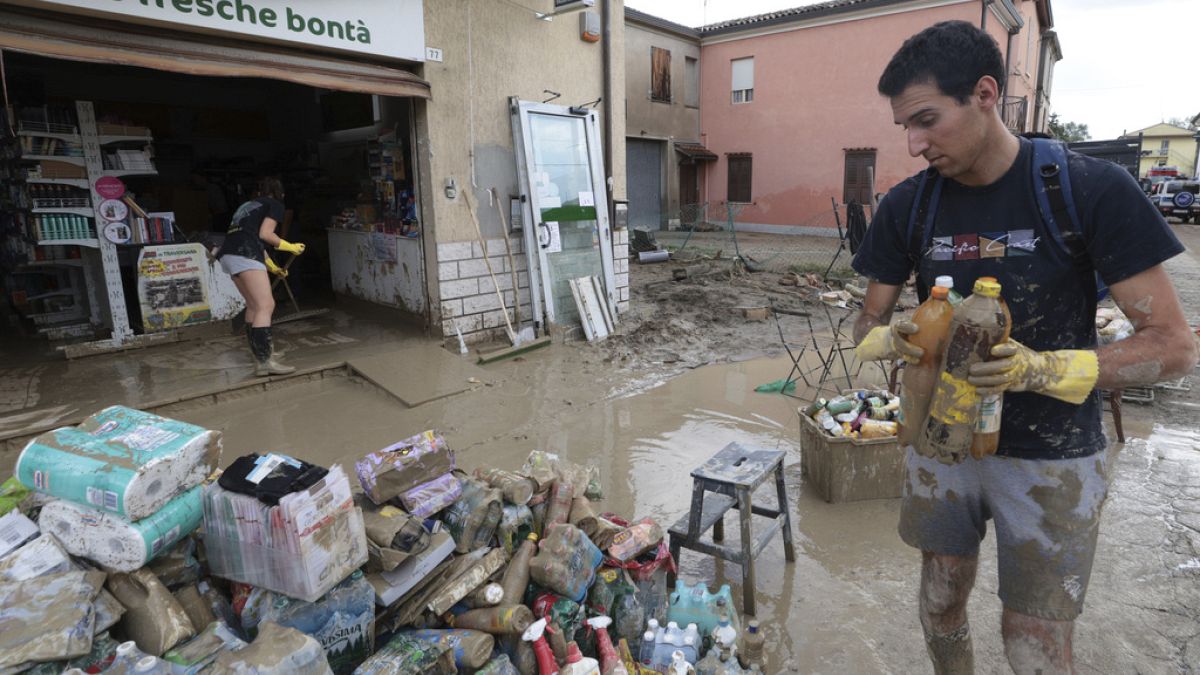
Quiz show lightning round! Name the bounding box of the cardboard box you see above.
[367,531,455,606]
[798,409,904,503]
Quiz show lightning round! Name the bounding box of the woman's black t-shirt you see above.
[216,197,284,262]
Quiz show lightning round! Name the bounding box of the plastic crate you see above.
[798,408,904,503]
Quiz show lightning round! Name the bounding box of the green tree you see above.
[1047,113,1090,142]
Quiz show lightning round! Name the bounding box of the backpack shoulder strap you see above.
[905,168,943,273]
[1031,138,1087,265]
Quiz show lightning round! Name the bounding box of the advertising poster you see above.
[136,243,212,331]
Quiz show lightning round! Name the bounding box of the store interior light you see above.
[536,0,595,21]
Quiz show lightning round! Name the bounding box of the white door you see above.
[510,98,615,331]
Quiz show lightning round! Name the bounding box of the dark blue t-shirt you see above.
[852,138,1183,459]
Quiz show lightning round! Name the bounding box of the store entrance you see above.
[1,52,425,349]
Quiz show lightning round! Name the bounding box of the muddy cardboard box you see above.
[798,410,904,503]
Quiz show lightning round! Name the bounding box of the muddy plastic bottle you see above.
[970,281,1012,459]
[529,523,604,602]
[502,533,539,605]
[477,468,537,506]
[737,620,764,670]
[544,480,574,531]
[919,278,1010,463]
[899,284,954,446]
[451,605,535,635]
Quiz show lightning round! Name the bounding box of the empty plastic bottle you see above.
[105,641,150,674]
[638,629,657,668]
[132,655,172,673]
[711,614,737,650]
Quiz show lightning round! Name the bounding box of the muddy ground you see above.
[0,227,1197,673]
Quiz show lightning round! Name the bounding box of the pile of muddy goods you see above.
[0,407,766,674]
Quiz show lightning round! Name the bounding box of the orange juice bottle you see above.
[898,283,955,446]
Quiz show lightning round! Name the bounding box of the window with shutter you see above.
[731,57,754,104]
[651,47,672,103]
[728,154,752,203]
[842,150,876,205]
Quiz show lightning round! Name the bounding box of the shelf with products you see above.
[17,129,81,143]
[36,238,99,248]
[17,259,85,269]
[26,177,91,188]
[20,154,86,166]
[32,206,94,216]
[99,134,154,145]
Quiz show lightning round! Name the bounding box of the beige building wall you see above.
[1128,123,1199,178]
[417,0,626,340]
[625,17,702,224]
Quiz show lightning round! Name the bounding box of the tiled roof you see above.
[699,0,906,35]
[625,7,700,39]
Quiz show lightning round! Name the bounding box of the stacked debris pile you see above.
[0,408,768,673]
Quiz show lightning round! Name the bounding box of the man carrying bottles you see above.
[850,20,1198,675]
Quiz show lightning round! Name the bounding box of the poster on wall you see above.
[137,243,213,331]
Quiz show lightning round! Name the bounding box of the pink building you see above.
[697,0,1059,232]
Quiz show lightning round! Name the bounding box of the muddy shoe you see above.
[255,357,295,377]
[249,327,294,376]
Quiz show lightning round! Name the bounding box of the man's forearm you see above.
[1095,327,1199,390]
[853,311,888,345]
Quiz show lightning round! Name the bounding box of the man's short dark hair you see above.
[878,20,1005,104]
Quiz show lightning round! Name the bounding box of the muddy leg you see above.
[919,551,977,675]
[1001,608,1074,675]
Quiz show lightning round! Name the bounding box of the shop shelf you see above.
[38,238,100,248]
[22,154,86,165]
[18,259,84,269]
[30,308,86,326]
[101,168,157,177]
[18,130,82,143]
[26,177,91,188]
[32,206,94,217]
[99,134,153,145]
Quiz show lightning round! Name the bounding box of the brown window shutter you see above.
[728,154,752,203]
[651,47,672,102]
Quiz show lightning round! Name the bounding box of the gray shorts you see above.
[899,447,1109,620]
[218,254,266,276]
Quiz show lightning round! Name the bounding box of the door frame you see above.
[509,97,615,331]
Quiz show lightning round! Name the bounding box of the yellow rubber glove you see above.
[855,321,924,363]
[967,339,1098,405]
[265,257,287,278]
[276,239,305,255]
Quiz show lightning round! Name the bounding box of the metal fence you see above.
[637,201,865,280]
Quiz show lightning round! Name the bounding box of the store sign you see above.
[137,243,213,331]
[23,0,425,61]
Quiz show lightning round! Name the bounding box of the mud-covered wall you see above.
[418,0,627,339]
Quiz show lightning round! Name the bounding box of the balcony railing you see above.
[1001,96,1028,134]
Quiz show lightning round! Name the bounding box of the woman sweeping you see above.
[216,177,304,376]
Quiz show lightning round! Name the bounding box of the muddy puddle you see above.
[18,343,1193,672]
[163,354,924,671]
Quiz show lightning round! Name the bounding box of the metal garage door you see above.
[626,139,663,230]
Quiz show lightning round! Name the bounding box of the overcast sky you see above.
[625,0,1200,140]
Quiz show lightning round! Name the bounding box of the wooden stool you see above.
[667,442,796,616]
